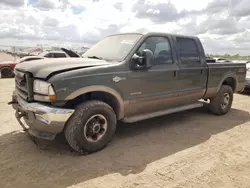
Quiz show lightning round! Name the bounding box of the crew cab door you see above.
[125,36,180,116]
[174,36,208,103]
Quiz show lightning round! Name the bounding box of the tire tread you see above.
[64,100,116,155]
[209,85,233,115]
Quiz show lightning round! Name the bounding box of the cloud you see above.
[34,0,56,9]
[229,0,250,17]
[1,0,250,55]
[113,2,123,11]
[132,0,187,23]
[206,0,229,14]
[0,0,24,7]
[42,16,60,27]
[177,14,245,36]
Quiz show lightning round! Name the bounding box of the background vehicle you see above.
[0,48,80,78]
[37,50,74,58]
[206,56,216,63]
[237,60,250,90]
[10,32,246,154]
[0,60,18,78]
[214,57,232,63]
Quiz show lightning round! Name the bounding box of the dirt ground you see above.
[0,52,19,62]
[1,79,250,188]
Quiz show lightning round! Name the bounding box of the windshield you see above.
[83,34,142,62]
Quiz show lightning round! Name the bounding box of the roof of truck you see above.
[108,31,198,39]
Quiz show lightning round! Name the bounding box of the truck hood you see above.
[15,57,112,79]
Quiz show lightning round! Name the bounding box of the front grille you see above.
[14,69,33,102]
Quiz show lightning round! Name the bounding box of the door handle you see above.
[201,69,203,74]
[174,70,176,77]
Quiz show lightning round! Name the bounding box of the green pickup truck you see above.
[9,32,246,154]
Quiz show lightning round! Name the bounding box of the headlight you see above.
[33,80,55,96]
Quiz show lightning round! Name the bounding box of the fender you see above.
[216,72,238,93]
[0,66,13,70]
[65,85,125,119]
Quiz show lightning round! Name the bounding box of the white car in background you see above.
[0,48,81,78]
[213,57,232,63]
[233,60,250,91]
[244,61,250,90]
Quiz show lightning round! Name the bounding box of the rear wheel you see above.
[0,67,14,78]
[64,100,117,155]
[208,85,233,115]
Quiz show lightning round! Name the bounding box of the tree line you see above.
[206,53,250,60]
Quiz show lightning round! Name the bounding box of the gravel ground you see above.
[0,52,19,62]
[1,78,250,188]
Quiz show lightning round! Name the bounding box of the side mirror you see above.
[131,49,153,70]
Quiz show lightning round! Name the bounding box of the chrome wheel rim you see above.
[84,114,108,143]
[221,93,230,109]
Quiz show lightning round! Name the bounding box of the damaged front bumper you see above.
[9,91,75,140]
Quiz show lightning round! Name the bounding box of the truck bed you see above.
[204,62,246,99]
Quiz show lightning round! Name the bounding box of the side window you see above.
[25,57,43,62]
[176,37,200,64]
[136,36,173,64]
[54,53,67,58]
[44,53,54,58]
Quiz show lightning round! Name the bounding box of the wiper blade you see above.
[86,56,103,60]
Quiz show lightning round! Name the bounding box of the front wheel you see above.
[0,67,14,78]
[64,100,117,155]
[208,85,233,115]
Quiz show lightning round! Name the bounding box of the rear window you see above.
[177,37,198,52]
[54,53,67,58]
[44,53,54,58]
[176,37,200,64]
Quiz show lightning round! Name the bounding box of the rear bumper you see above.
[10,91,75,140]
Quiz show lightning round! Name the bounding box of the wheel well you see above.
[0,66,13,71]
[0,66,14,77]
[222,77,236,92]
[66,91,121,119]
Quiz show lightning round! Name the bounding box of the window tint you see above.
[136,36,173,64]
[25,57,43,62]
[54,53,67,58]
[177,38,198,52]
[176,37,200,64]
[44,53,54,58]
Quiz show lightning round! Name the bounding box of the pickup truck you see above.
[9,32,246,155]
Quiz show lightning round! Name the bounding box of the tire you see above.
[208,85,233,115]
[0,67,14,78]
[64,100,117,155]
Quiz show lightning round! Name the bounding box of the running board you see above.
[122,102,204,123]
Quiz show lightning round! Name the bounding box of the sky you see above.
[0,0,250,55]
